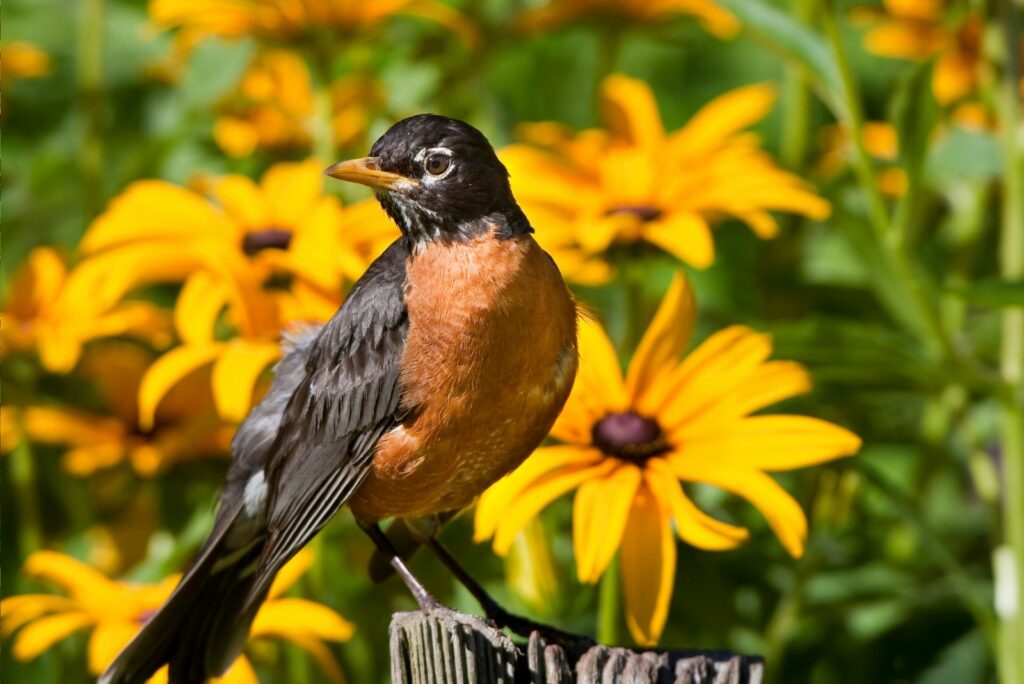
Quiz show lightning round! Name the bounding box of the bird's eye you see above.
[424,153,451,176]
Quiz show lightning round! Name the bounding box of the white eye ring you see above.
[415,146,455,181]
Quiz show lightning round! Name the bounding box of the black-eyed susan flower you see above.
[501,75,831,274]
[516,0,738,39]
[80,161,398,424]
[213,50,384,158]
[0,342,231,476]
[0,548,353,683]
[149,0,478,49]
[0,247,171,373]
[475,273,861,645]
[853,1,989,105]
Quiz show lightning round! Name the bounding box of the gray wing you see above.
[246,237,412,601]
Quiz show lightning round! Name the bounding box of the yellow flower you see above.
[475,273,861,645]
[817,121,907,197]
[855,2,987,104]
[501,75,831,275]
[0,247,171,373]
[80,160,398,424]
[1,548,353,683]
[149,0,478,48]
[214,50,383,158]
[1,41,51,83]
[0,342,231,476]
[517,0,738,39]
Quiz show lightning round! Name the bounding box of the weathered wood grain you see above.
[389,609,764,684]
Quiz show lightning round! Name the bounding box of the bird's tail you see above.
[100,508,269,684]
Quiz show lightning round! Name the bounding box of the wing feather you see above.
[244,237,412,602]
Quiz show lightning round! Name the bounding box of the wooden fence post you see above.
[389,609,764,684]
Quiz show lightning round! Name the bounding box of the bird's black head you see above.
[326,114,531,246]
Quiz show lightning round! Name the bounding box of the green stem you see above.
[996,2,1024,681]
[10,434,42,561]
[78,0,105,218]
[780,0,816,170]
[819,3,951,362]
[597,556,620,645]
[596,24,623,89]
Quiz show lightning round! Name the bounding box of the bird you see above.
[100,114,580,684]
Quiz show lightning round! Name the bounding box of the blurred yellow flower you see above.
[1,247,171,373]
[80,160,397,425]
[1,41,51,82]
[475,273,861,645]
[150,0,478,48]
[214,50,383,158]
[855,2,987,104]
[517,0,738,38]
[1,342,230,476]
[502,75,831,273]
[1,548,353,684]
[818,121,908,197]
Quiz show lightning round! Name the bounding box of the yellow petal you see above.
[670,85,775,160]
[0,595,78,634]
[260,160,324,230]
[475,445,603,543]
[681,415,861,470]
[139,344,221,430]
[625,272,695,405]
[82,180,237,254]
[12,611,94,661]
[11,406,124,447]
[642,212,715,268]
[88,620,139,674]
[551,315,626,444]
[267,548,314,599]
[252,598,354,642]
[644,326,771,427]
[211,340,281,423]
[273,632,347,684]
[680,360,812,429]
[573,463,641,583]
[491,460,618,555]
[176,271,229,344]
[620,484,675,647]
[645,459,749,550]
[932,47,978,104]
[670,461,808,558]
[213,655,258,684]
[213,175,271,230]
[600,74,665,152]
[24,551,120,599]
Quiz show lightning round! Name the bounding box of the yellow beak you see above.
[324,157,418,191]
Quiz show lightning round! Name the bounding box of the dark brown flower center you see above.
[242,228,292,255]
[605,204,663,222]
[592,411,668,464]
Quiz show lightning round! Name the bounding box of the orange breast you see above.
[348,231,577,521]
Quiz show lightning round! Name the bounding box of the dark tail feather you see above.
[100,506,270,684]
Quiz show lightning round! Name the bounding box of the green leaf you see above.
[947,279,1024,308]
[180,38,255,108]
[926,127,1003,185]
[716,0,842,106]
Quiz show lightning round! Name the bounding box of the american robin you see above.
[100,114,579,684]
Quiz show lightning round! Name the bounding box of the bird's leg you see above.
[423,537,595,650]
[357,520,442,610]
